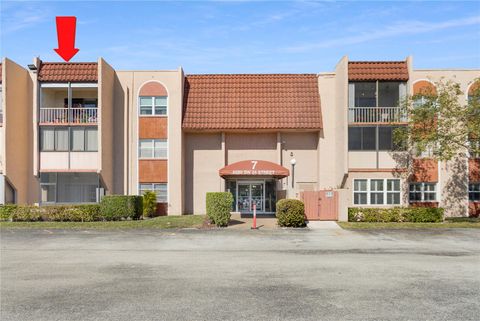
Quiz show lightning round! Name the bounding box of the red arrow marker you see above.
[54,16,79,62]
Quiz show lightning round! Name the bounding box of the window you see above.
[353,82,376,107]
[41,127,98,152]
[353,179,368,205]
[40,173,57,203]
[353,179,401,205]
[350,82,406,108]
[409,183,437,202]
[379,126,406,151]
[387,179,401,204]
[348,127,375,151]
[139,139,167,158]
[139,96,167,116]
[40,173,100,204]
[41,128,68,151]
[139,183,167,202]
[378,82,401,107]
[71,128,98,151]
[370,179,384,205]
[469,183,480,202]
[349,126,405,151]
[469,140,480,158]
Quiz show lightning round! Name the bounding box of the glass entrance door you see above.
[237,182,264,212]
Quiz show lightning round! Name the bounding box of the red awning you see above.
[219,160,289,178]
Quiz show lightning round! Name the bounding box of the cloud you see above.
[0,3,51,35]
[284,15,480,52]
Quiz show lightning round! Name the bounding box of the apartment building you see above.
[0,56,478,219]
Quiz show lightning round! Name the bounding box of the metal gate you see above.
[301,190,338,221]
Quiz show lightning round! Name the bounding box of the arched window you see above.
[412,80,436,108]
[467,80,480,103]
[138,82,168,116]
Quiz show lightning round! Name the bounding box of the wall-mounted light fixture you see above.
[290,158,296,188]
[27,64,37,71]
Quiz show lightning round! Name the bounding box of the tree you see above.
[394,79,480,161]
[142,191,157,218]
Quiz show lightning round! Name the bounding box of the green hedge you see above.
[42,205,101,222]
[2,204,101,222]
[276,199,306,227]
[348,207,444,223]
[1,199,145,222]
[0,205,17,221]
[100,195,143,221]
[11,205,42,222]
[206,192,233,227]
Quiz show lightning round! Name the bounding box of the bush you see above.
[276,199,306,227]
[402,207,444,223]
[142,191,157,218]
[42,205,101,222]
[74,204,102,221]
[11,205,42,222]
[348,207,444,223]
[100,195,143,221]
[0,204,17,221]
[206,192,233,227]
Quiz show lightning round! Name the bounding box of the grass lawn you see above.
[338,218,480,229]
[0,215,206,230]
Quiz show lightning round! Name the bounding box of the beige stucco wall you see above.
[3,58,34,204]
[39,152,99,170]
[184,133,224,214]
[116,68,184,214]
[0,80,4,174]
[280,132,319,198]
[99,58,115,194]
[184,131,320,214]
[318,56,348,190]
[226,133,277,164]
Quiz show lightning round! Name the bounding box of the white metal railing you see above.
[69,108,98,124]
[348,107,407,123]
[40,107,98,124]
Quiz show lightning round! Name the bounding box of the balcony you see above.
[40,107,98,124]
[348,107,407,124]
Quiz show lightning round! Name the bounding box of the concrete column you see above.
[221,132,226,191]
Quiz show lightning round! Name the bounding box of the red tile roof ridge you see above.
[186,73,316,77]
[349,61,406,64]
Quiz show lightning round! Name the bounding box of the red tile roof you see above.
[348,61,409,81]
[38,62,98,82]
[182,74,322,130]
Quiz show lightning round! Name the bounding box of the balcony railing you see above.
[348,107,407,123]
[40,108,98,124]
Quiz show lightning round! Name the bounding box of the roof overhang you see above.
[219,160,289,178]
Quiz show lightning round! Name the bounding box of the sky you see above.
[1,1,479,74]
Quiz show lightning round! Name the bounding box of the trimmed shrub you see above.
[0,204,17,221]
[276,199,306,227]
[142,191,157,218]
[11,205,42,222]
[206,192,233,227]
[100,195,143,221]
[348,207,444,223]
[402,207,444,223]
[41,205,101,222]
[74,204,102,221]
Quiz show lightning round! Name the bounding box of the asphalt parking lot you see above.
[1,227,479,321]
